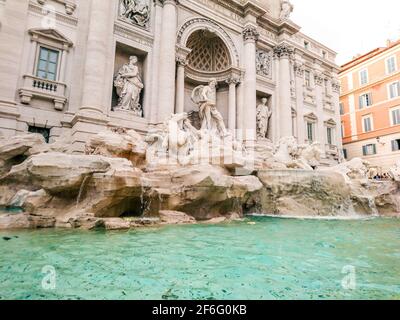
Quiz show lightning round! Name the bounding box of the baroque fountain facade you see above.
[0,0,399,230]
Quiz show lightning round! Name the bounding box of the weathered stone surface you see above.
[86,129,147,168]
[2,153,111,195]
[255,169,353,217]
[159,210,196,224]
[0,133,45,175]
[326,158,371,182]
[0,133,45,162]
[389,161,400,183]
[0,213,56,230]
[102,218,132,230]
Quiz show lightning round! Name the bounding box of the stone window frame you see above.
[304,112,318,143]
[324,118,337,146]
[28,28,73,82]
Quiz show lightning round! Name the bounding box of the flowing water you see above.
[0,216,399,300]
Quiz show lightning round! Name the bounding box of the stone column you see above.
[157,0,178,122]
[274,43,294,138]
[242,26,259,143]
[79,0,113,114]
[226,77,240,131]
[175,58,186,114]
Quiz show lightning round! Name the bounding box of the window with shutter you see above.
[392,108,400,125]
[389,82,400,99]
[387,56,397,74]
[392,139,400,151]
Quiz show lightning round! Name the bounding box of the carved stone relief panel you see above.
[256,49,272,78]
[118,0,150,29]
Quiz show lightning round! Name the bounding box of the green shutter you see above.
[362,146,367,156]
[373,144,377,154]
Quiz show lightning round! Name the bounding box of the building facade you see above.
[340,40,400,169]
[0,0,342,164]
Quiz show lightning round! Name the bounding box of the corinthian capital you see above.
[242,26,259,42]
[273,43,294,59]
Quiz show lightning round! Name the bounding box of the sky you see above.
[290,0,400,65]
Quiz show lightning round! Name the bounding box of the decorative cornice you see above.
[273,43,294,59]
[242,25,259,42]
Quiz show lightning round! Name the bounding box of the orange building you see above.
[339,40,400,169]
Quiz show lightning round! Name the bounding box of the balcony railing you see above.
[19,75,67,110]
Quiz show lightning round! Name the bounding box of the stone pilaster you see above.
[226,76,240,131]
[242,25,259,143]
[157,0,178,122]
[175,57,186,114]
[80,0,113,114]
[71,0,114,152]
[0,0,28,136]
[274,43,294,138]
[149,0,163,123]
[332,79,343,151]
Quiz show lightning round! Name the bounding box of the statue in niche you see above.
[119,0,150,28]
[256,97,272,139]
[191,78,229,137]
[114,55,144,117]
[279,0,294,21]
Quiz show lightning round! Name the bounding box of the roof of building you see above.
[340,39,400,73]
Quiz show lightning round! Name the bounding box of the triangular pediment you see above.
[324,118,337,126]
[29,28,73,47]
[304,112,318,121]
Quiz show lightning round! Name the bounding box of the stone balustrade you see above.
[18,74,67,111]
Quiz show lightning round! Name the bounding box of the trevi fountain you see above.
[0,71,400,299]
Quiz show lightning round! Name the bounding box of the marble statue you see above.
[114,56,144,116]
[119,0,150,28]
[273,136,321,170]
[145,113,201,165]
[279,0,294,21]
[389,160,400,182]
[298,142,323,169]
[191,79,228,137]
[256,97,272,139]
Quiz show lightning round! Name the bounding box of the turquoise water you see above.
[0,217,399,300]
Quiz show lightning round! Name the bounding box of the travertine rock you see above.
[0,133,45,175]
[159,210,196,224]
[0,213,56,230]
[255,169,353,217]
[326,158,371,182]
[85,129,147,167]
[389,161,400,182]
[2,153,111,195]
